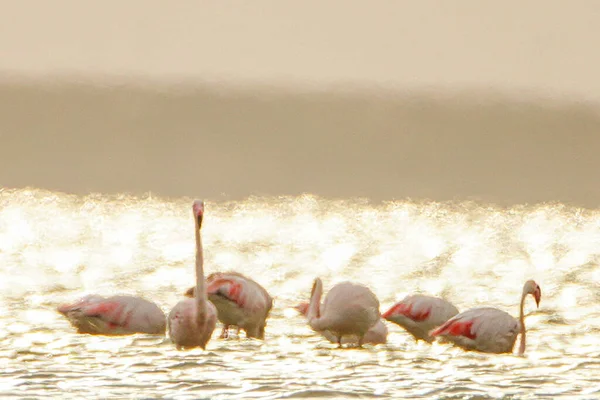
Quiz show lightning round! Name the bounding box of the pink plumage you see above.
[306,278,381,347]
[382,294,459,342]
[186,272,273,339]
[430,280,542,354]
[168,200,217,350]
[295,301,387,345]
[57,294,166,335]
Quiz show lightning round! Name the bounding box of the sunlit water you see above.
[1,188,600,399]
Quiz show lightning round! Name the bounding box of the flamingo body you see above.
[430,307,519,353]
[186,272,273,339]
[295,302,387,345]
[57,294,166,335]
[382,294,459,342]
[308,279,380,346]
[430,280,542,354]
[168,298,217,349]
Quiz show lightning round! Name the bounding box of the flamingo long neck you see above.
[307,280,325,331]
[517,291,527,355]
[195,221,207,323]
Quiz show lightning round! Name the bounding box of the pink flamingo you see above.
[430,280,542,354]
[167,200,217,350]
[295,302,387,345]
[307,278,380,347]
[185,272,273,339]
[57,294,166,335]
[382,294,459,342]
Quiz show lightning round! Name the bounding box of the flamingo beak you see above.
[534,287,541,307]
[193,200,204,227]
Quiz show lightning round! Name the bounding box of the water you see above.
[1,187,600,399]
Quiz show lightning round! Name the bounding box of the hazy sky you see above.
[1,1,600,101]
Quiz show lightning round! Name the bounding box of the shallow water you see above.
[1,188,599,399]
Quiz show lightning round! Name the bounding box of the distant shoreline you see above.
[2,79,599,208]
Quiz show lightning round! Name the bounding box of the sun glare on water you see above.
[1,188,599,399]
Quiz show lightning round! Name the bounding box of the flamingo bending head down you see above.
[185,271,273,340]
[295,301,387,345]
[306,278,380,347]
[382,294,459,343]
[57,294,166,335]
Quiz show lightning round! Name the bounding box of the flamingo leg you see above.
[220,325,229,339]
[358,336,364,348]
[337,336,343,348]
[235,326,240,338]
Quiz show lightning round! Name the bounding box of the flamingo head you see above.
[184,286,195,298]
[193,200,204,227]
[294,302,309,316]
[523,280,541,307]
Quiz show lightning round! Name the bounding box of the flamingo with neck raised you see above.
[382,294,459,343]
[307,278,380,347]
[430,280,541,354]
[168,200,217,350]
[57,294,166,335]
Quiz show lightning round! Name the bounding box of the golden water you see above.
[1,188,599,399]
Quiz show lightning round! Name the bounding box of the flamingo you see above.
[57,294,166,335]
[185,271,273,339]
[430,280,542,354]
[294,302,388,345]
[306,278,380,347]
[167,200,217,350]
[381,294,459,342]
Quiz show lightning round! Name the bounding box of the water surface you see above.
[1,188,599,399]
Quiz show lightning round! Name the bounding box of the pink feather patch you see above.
[207,278,245,307]
[83,301,120,316]
[432,319,476,340]
[384,302,431,322]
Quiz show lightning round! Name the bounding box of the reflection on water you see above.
[1,188,599,399]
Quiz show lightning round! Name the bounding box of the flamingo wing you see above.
[430,315,476,340]
[430,307,519,353]
[79,300,130,328]
[383,299,432,322]
[207,277,247,307]
[58,295,165,334]
[58,296,124,324]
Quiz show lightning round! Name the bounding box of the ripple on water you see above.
[2,190,600,399]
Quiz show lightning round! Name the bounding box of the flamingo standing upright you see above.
[306,278,380,347]
[185,271,273,339]
[294,302,387,345]
[168,200,217,350]
[57,294,166,335]
[430,280,542,354]
[382,294,459,342]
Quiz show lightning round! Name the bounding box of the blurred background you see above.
[1,1,599,207]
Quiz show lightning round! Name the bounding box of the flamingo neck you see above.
[517,291,527,355]
[307,280,324,331]
[195,222,207,322]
